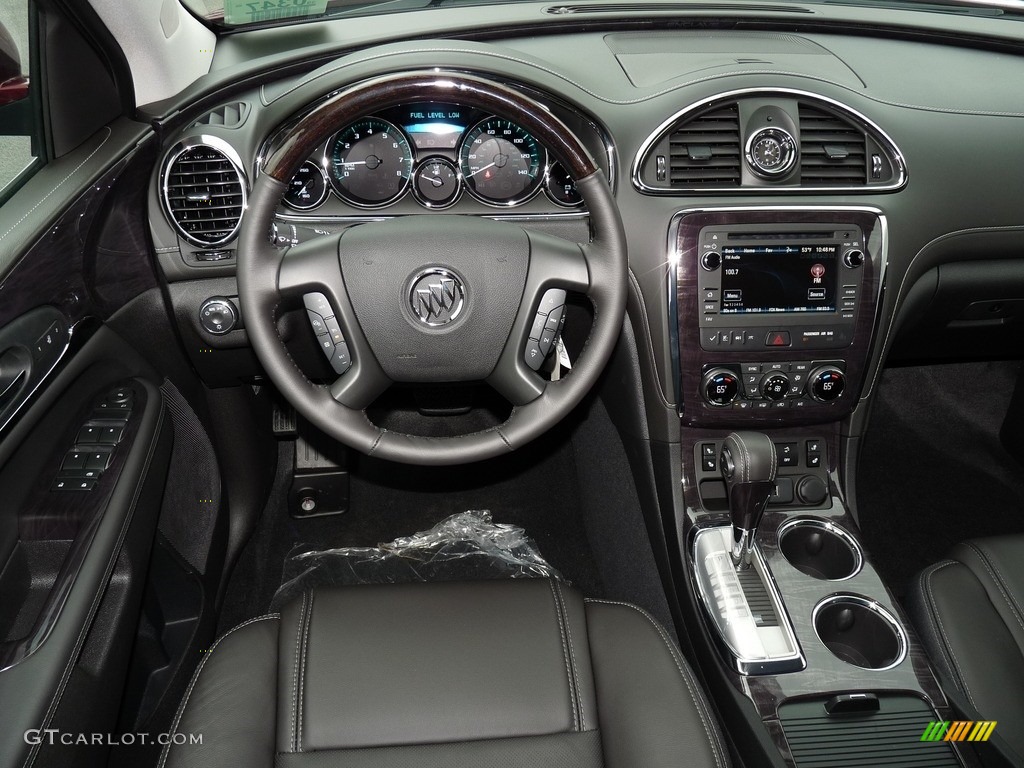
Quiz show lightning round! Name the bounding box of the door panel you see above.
[0,114,173,766]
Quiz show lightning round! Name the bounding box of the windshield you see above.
[182,0,530,27]
[181,0,1023,29]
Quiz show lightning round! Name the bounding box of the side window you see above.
[0,0,40,197]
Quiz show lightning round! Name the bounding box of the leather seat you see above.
[159,579,729,768]
[908,535,1024,764]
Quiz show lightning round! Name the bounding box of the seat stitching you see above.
[922,561,980,711]
[913,564,957,685]
[291,592,309,752]
[158,614,280,768]
[554,580,586,731]
[297,590,315,751]
[585,599,726,768]
[548,578,580,732]
[964,542,1024,636]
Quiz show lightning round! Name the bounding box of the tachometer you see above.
[328,118,413,207]
[458,118,545,206]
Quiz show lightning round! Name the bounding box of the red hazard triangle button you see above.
[765,331,792,347]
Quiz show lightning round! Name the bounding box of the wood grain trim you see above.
[264,72,598,183]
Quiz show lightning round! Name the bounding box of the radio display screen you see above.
[719,244,838,314]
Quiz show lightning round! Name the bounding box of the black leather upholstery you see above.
[908,535,1024,764]
[160,580,728,768]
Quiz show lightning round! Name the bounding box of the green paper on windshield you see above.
[224,0,329,25]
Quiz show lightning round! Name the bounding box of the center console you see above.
[672,208,883,426]
[671,208,973,767]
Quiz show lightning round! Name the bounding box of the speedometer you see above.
[328,118,413,207]
[458,118,545,206]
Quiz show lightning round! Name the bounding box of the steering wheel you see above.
[237,72,627,465]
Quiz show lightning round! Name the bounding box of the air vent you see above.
[193,101,250,129]
[162,141,246,248]
[667,104,741,187]
[798,103,867,186]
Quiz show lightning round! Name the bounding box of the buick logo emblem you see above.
[409,268,465,327]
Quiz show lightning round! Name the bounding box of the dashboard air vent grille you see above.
[163,144,246,248]
[193,101,250,129]
[798,103,867,185]
[668,104,741,187]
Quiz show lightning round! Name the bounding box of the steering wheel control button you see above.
[330,350,349,372]
[525,289,568,370]
[765,331,792,347]
[409,268,466,327]
[318,336,336,360]
[303,293,352,374]
[303,292,335,319]
[331,343,352,375]
[537,288,566,315]
[524,339,546,370]
[199,297,238,335]
[324,317,346,345]
[307,311,327,335]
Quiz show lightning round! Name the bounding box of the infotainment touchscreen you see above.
[718,244,838,314]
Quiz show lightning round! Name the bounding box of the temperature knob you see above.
[761,372,790,401]
[702,368,739,407]
[809,366,846,402]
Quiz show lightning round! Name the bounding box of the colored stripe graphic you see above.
[920,721,997,742]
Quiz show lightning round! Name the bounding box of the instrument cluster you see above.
[281,102,584,212]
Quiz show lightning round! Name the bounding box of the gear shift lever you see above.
[721,432,777,569]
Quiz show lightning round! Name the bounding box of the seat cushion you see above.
[908,535,1024,763]
[159,579,728,768]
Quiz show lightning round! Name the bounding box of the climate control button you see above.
[809,366,846,402]
[761,372,790,401]
[702,368,739,407]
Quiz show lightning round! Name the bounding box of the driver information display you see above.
[719,244,838,314]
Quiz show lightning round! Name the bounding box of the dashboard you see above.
[144,12,1024,448]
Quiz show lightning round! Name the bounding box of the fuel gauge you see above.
[412,157,461,209]
[545,161,583,207]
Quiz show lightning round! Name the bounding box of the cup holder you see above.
[778,519,863,581]
[812,595,908,670]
